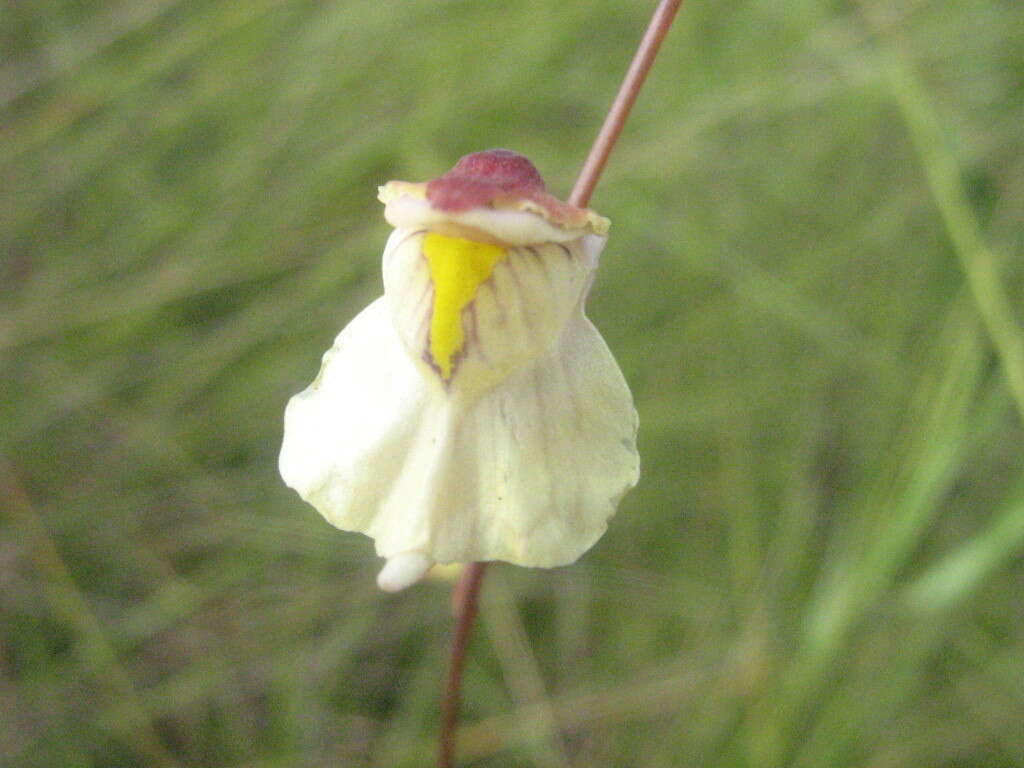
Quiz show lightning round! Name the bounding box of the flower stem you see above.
[569,0,686,209]
[438,2,684,765]
[438,561,487,768]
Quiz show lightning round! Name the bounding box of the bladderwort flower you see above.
[279,149,638,591]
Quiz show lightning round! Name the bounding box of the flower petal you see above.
[279,295,638,567]
[382,228,599,396]
[426,311,639,566]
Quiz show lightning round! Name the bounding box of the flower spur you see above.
[279,149,639,591]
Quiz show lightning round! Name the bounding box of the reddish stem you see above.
[438,2,684,765]
[569,0,685,209]
[438,562,487,768]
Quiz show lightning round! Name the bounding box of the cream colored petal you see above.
[383,194,592,246]
[279,297,433,548]
[280,293,638,569]
[424,310,639,566]
[382,228,602,400]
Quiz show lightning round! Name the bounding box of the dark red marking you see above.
[426,150,546,212]
[424,150,586,230]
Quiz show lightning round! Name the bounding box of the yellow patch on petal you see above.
[423,232,506,380]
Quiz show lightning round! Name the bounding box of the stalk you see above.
[439,3,684,764]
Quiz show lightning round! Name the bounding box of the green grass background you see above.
[2,0,1024,765]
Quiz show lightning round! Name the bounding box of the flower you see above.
[279,150,639,591]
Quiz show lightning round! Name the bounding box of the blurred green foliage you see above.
[2,0,1024,766]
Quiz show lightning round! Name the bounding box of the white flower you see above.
[279,150,639,591]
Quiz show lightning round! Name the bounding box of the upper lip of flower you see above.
[377,149,609,247]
